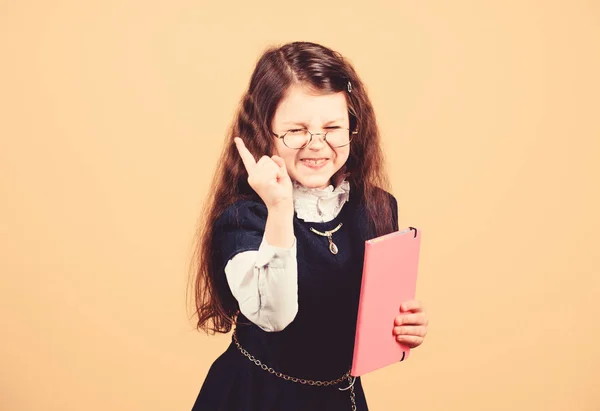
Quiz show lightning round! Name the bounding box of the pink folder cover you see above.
[351,227,422,377]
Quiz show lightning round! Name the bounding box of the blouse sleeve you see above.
[213,200,298,332]
[224,237,298,332]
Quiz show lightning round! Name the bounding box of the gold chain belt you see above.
[232,330,357,410]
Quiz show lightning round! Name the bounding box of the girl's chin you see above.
[293,176,333,190]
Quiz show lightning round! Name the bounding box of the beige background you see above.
[1,1,599,410]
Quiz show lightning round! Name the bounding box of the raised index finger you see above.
[234,137,256,172]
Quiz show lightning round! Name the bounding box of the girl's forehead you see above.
[273,85,348,125]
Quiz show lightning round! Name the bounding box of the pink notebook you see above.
[351,227,422,377]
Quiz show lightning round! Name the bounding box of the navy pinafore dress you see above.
[192,190,398,411]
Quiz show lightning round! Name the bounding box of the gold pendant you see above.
[309,223,343,255]
[328,236,339,254]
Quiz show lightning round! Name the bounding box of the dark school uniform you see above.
[192,189,398,411]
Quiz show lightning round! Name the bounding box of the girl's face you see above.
[271,83,351,190]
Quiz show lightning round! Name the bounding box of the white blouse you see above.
[224,180,351,332]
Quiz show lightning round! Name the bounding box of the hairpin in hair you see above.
[347,81,352,93]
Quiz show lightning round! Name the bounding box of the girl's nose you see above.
[307,133,327,150]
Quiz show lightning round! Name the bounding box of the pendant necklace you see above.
[309,223,343,255]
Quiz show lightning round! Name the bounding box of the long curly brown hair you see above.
[189,41,395,334]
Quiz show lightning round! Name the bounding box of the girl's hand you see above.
[234,137,293,211]
[393,300,428,348]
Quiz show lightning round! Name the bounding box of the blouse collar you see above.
[292,179,351,223]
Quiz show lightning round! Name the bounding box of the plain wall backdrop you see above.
[1,1,599,410]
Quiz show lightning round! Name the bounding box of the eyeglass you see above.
[271,126,358,149]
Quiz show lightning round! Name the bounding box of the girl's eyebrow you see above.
[281,118,346,127]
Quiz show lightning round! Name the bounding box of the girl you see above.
[190,41,428,411]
